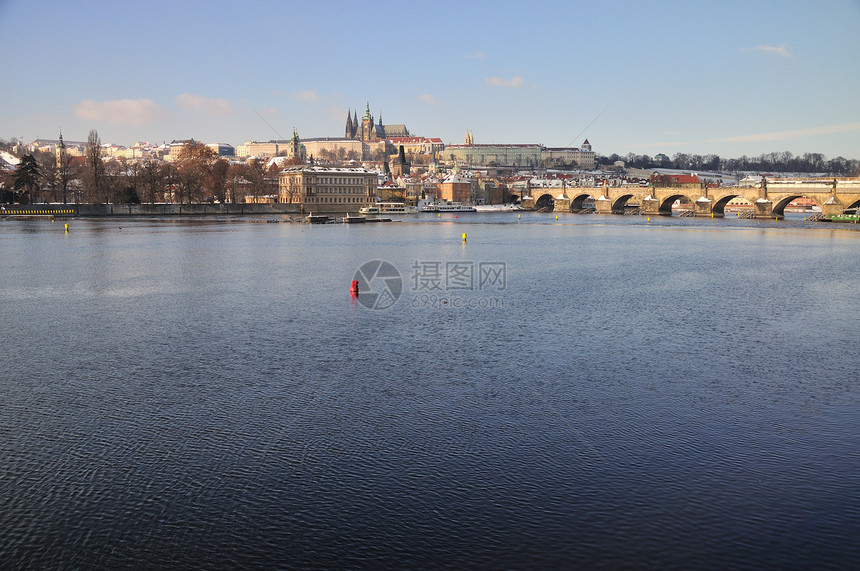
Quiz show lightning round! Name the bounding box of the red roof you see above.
[665,174,700,184]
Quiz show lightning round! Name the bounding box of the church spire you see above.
[345,111,353,139]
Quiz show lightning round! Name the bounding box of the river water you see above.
[1,213,858,569]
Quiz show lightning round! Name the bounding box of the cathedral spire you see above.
[345,111,353,139]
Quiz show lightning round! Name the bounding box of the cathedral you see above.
[344,102,409,142]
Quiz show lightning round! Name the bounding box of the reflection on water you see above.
[1,214,858,568]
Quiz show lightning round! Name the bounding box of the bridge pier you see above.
[821,197,845,218]
[641,197,661,216]
[694,198,715,217]
[753,199,776,219]
[594,196,613,214]
[553,197,570,212]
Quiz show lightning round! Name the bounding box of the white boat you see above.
[359,202,418,215]
[418,200,477,213]
[473,203,524,212]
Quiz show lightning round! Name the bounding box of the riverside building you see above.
[444,139,595,169]
[278,165,377,213]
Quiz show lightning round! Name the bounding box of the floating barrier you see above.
[0,208,76,216]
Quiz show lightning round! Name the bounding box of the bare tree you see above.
[138,159,166,203]
[208,158,229,203]
[81,130,105,203]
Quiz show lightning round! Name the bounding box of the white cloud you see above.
[712,121,860,143]
[175,93,236,116]
[466,51,486,59]
[419,94,438,105]
[294,89,320,102]
[748,44,792,57]
[74,98,167,125]
[485,76,523,88]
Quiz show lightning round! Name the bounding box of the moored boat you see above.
[418,200,477,213]
[359,203,418,215]
[826,208,859,222]
[343,213,367,223]
[306,214,333,224]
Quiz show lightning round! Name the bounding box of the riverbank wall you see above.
[1,203,303,217]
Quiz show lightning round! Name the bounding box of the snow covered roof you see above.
[0,151,20,170]
[280,165,376,174]
[443,173,472,184]
[266,156,290,169]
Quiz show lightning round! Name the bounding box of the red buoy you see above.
[350,280,359,296]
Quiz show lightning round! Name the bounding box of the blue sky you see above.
[1,0,859,159]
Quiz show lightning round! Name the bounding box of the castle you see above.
[344,102,409,142]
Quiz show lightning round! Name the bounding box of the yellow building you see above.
[278,165,377,213]
[236,141,281,158]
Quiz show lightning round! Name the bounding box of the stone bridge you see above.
[521,177,860,218]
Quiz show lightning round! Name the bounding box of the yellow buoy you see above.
[462,232,467,242]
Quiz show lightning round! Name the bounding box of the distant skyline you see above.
[1,0,859,159]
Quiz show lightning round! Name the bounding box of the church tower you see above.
[361,102,374,141]
[345,112,354,139]
[289,128,304,162]
[56,130,66,169]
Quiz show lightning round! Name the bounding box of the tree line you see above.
[598,151,859,176]
[0,130,279,205]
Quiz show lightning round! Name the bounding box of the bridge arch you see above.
[771,195,809,217]
[569,193,594,212]
[658,194,690,215]
[534,193,554,211]
[712,194,742,216]
[611,194,635,213]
